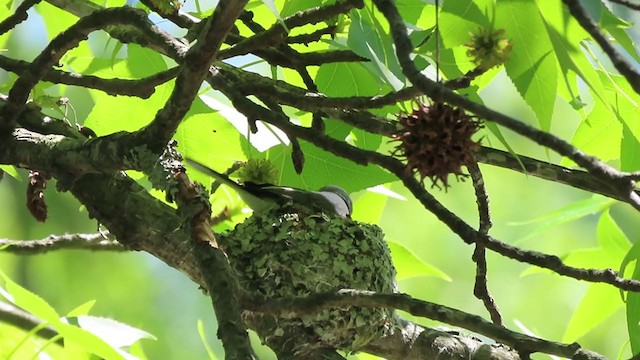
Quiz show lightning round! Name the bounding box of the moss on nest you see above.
[219,204,398,356]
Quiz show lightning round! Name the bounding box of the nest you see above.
[219,204,398,357]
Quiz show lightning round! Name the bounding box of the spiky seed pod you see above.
[393,102,482,188]
[465,28,512,70]
[235,158,279,185]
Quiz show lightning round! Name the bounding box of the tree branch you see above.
[0,0,42,35]
[0,301,62,345]
[0,232,123,254]
[562,0,640,95]
[372,0,640,211]
[242,290,604,359]
[137,0,249,153]
[468,162,501,325]
[0,7,176,134]
[608,0,640,11]
[173,168,256,360]
[0,55,179,99]
[212,92,640,292]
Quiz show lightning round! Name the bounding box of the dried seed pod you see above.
[393,102,482,188]
[27,171,47,222]
[291,138,305,175]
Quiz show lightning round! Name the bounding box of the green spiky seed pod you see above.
[393,102,482,189]
[219,204,398,356]
[465,28,512,70]
[235,158,279,185]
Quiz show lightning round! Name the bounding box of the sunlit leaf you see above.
[267,140,395,192]
[387,239,451,281]
[510,195,614,243]
[76,315,155,348]
[439,0,490,48]
[0,165,21,180]
[0,270,61,325]
[197,319,217,360]
[496,0,557,131]
[66,299,97,317]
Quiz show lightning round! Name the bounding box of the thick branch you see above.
[242,290,603,359]
[174,171,256,360]
[137,0,249,153]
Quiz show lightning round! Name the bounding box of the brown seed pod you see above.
[393,101,482,189]
[27,171,47,222]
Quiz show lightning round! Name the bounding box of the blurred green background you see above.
[1,0,639,359]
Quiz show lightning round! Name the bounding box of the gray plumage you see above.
[186,159,353,218]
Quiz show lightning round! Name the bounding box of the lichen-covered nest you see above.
[219,204,398,356]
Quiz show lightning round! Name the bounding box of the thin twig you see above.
[468,161,501,325]
[0,232,124,254]
[0,55,179,98]
[0,302,62,345]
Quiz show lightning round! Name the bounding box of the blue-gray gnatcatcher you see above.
[186,159,353,218]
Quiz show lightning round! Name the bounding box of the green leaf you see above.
[570,98,622,163]
[315,62,385,97]
[0,270,61,325]
[564,283,621,343]
[66,299,97,317]
[396,0,432,26]
[387,239,451,281]
[348,7,403,89]
[127,44,168,77]
[267,140,396,192]
[561,212,629,342]
[496,0,558,131]
[599,3,640,63]
[84,80,173,134]
[54,321,127,360]
[259,0,288,32]
[197,319,217,360]
[510,195,614,244]
[176,97,248,166]
[439,0,490,48]
[629,285,640,355]
[351,186,391,224]
[0,165,21,180]
[76,315,156,348]
[563,211,631,342]
[280,0,322,17]
[536,0,609,109]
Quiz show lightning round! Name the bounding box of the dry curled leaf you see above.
[291,138,305,175]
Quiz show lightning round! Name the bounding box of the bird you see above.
[185,159,353,218]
